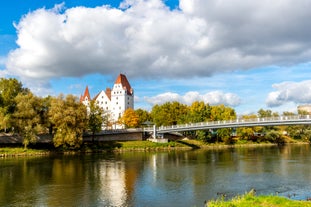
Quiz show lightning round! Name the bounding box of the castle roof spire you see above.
[80,86,91,102]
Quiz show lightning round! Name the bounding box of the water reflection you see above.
[1,145,311,206]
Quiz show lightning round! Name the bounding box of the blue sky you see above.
[1,0,311,116]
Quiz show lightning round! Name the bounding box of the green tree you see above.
[183,101,211,141]
[119,108,139,128]
[210,105,236,142]
[49,95,87,148]
[88,101,104,142]
[13,92,41,149]
[150,101,187,126]
[186,101,211,123]
[0,78,29,132]
[264,130,285,144]
[237,114,260,141]
[257,109,272,118]
[135,108,151,126]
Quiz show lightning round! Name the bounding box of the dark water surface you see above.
[1,144,311,207]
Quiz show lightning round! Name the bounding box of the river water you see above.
[1,144,311,207]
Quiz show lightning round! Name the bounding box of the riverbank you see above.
[206,190,311,206]
[1,139,308,157]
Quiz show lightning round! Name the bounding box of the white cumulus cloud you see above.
[266,80,311,107]
[145,90,241,107]
[4,0,311,90]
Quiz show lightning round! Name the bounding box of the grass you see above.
[207,190,311,207]
[115,140,190,150]
[0,147,49,157]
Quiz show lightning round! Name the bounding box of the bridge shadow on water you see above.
[82,141,122,152]
[176,140,201,149]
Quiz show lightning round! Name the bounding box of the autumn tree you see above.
[237,114,260,141]
[49,94,87,148]
[88,100,104,142]
[0,78,29,132]
[119,108,139,128]
[135,108,151,126]
[210,104,236,143]
[186,101,211,123]
[183,101,211,141]
[13,92,42,149]
[151,101,187,126]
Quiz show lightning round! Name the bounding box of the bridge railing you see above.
[144,115,311,132]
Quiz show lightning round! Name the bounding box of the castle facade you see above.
[80,74,134,128]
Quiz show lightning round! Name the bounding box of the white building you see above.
[80,74,134,128]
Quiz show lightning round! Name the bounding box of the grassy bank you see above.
[0,147,50,157]
[207,190,311,207]
[1,139,308,156]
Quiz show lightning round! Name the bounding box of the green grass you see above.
[0,147,49,156]
[116,140,189,150]
[207,190,311,207]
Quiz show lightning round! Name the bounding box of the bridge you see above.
[144,115,311,138]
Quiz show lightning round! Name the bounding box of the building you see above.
[80,74,134,128]
[297,105,311,115]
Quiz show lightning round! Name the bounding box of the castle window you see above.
[119,107,121,110]
[116,102,118,105]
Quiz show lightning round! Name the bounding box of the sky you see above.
[1,0,311,116]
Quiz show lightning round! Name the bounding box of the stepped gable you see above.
[114,74,133,95]
[80,86,91,102]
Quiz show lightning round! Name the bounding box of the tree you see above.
[119,108,139,128]
[210,104,236,121]
[210,105,236,142]
[13,92,41,149]
[186,101,211,123]
[150,101,187,126]
[237,114,260,141]
[135,108,151,126]
[88,101,104,142]
[49,95,87,148]
[0,78,29,132]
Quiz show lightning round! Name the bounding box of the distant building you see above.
[80,74,134,128]
[297,105,311,115]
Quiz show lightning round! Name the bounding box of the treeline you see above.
[1,78,311,149]
[122,97,311,145]
[0,78,92,149]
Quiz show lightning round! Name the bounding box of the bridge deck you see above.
[144,115,311,133]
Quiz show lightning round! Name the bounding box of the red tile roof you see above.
[80,86,91,102]
[114,74,133,95]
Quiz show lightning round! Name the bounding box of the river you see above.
[1,144,311,207]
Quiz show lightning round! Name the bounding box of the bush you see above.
[264,130,285,144]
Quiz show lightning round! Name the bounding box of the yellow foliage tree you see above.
[49,94,87,148]
[119,108,139,128]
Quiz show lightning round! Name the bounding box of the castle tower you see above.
[111,74,134,122]
[80,86,91,106]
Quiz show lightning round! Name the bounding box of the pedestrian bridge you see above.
[144,115,311,135]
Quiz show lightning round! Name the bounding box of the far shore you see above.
[0,139,309,157]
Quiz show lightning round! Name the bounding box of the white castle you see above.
[80,74,134,128]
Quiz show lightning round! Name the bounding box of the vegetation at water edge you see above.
[207,190,311,207]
